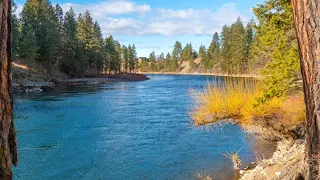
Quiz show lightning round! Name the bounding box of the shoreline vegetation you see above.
[141,71,261,78]
[12,62,149,92]
[189,79,306,179]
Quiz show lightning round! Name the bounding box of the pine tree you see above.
[114,41,122,73]
[229,17,246,74]
[207,32,220,69]
[92,21,104,73]
[33,0,59,72]
[220,25,231,73]
[172,41,182,60]
[160,52,165,61]
[61,7,79,76]
[105,36,117,74]
[122,45,128,73]
[181,43,193,60]
[19,0,38,63]
[130,44,137,73]
[253,0,300,98]
[149,51,156,72]
[245,19,255,63]
[54,4,64,68]
[164,52,171,72]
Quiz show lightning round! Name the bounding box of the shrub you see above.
[190,78,305,138]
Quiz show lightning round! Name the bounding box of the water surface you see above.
[13,74,269,180]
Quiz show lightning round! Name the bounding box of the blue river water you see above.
[12,74,271,180]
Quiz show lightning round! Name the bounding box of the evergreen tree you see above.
[77,11,95,71]
[229,17,246,74]
[253,0,300,98]
[122,45,128,73]
[160,52,165,61]
[220,25,232,73]
[61,7,79,76]
[207,32,221,69]
[105,36,117,74]
[198,45,206,59]
[193,50,198,59]
[54,4,64,69]
[170,41,181,71]
[92,21,104,73]
[245,19,255,63]
[181,43,193,60]
[19,1,38,63]
[149,51,156,72]
[172,41,182,60]
[164,52,171,72]
[114,41,122,73]
[129,44,137,73]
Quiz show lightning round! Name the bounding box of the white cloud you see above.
[15,1,248,36]
[61,0,151,16]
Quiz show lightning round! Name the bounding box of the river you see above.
[12,74,272,180]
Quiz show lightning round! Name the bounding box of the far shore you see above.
[141,72,262,78]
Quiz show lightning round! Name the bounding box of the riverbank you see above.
[240,140,305,180]
[140,72,261,78]
[12,62,149,92]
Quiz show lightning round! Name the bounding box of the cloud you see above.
[61,0,151,15]
[15,1,248,36]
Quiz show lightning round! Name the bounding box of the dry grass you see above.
[196,173,212,180]
[190,78,306,135]
[13,62,30,70]
[223,148,242,170]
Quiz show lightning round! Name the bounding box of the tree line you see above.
[12,0,138,77]
[139,1,301,99]
[137,17,255,74]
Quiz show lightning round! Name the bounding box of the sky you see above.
[15,0,264,57]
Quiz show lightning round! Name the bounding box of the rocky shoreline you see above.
[12,63,150,93]
[240,140,305,180]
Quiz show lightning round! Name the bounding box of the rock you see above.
[25,88,43,93]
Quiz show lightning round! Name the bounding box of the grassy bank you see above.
[189,78,306,179]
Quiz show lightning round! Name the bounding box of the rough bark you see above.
[0,0,18,178]
[291,0,320,179]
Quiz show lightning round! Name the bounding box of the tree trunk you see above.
[0,0,18,179]
[291,0,320,179]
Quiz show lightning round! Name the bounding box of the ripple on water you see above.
[13,75,274,180]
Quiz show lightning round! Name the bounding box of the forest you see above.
[2,0,320,179]
[11,0,301,100]
[12,0,138,77]
[140,0,300,99]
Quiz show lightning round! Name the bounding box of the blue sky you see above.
[15,0,264,57]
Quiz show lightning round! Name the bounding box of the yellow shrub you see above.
[190,78,261,126]
[190,78,306,129]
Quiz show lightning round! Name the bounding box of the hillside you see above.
[138,58,261,77]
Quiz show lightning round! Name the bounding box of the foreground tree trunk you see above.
[291,0,320,179]
[0,0,18,178]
